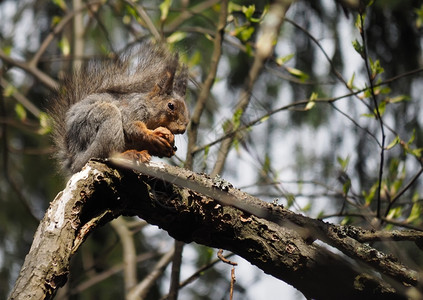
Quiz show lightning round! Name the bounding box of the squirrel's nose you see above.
[173,128,186,134]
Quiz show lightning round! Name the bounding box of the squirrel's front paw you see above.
[150,127,176,157]
[153,127,175,145]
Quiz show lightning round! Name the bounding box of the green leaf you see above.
[341,216,352,225]
[233,25,255,42]
[386,206,402,220]
[38,112,52,135]
[407,129,416,145]
[387,95,410,103]
[302,202,311,212]
[374,85,390,95]
[256,4,269,23]
[411,148,423,158]
[407,203,422,223]
[262,154,271,174]
[352,39,364,58]
[361,113,374,118]
[233,136,240,151]
[415,5,423,28]
[363,183,377,205]
[188,51,201,67]
[361,98,387,118]
[337,155,350,170]
[125,5,138,21]
[59,36,70,56]
[286,67,309,82]
[166,31,187,44]
[369,57,384,79]
[2,45,12,55]
[363,86,372,98]
[259,115,269,123]
[228,2,242,13]
[4,84,15,97]
[316,210,325,219]
[285,193,295,208]
[52,0,67,10]
[15,103,27,121]
[355,13,365,31]
[245,44,253,56]
[347,72,356,89]
[304,91,318,111]
[377,100,386,116]
[305,101,315,111]
[242,5,255,20]
[392,177,404,196]
[343,181,351,195]
[222,119,231,132]
[203,145,210,160]
[51,16,62,27]
[240,26,255,42]
[160,0,172,22]
[250,16,261,23]
[232,108,243,129]
[386,136,400,150]
[275,53,294,66]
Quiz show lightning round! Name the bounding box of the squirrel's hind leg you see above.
[120,149,152,164]
[66,99,125,172]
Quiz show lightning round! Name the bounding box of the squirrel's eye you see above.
[168,102,175,110]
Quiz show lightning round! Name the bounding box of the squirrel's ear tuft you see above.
[174,66,188,97]
[152,54,179,96]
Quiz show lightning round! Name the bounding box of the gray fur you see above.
[50,42,189,174]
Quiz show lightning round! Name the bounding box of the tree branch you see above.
[0,50,58,90]
[9,160,420,299]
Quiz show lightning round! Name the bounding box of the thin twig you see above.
[359,12,386,219]
[284,18,349,87]
[217,249,238,266]
[217,249,237,300]
[159,252,236,300]
[230,267,236,300]
[128,249,174,300]
[111,217,138,296]
[385,166,423,217]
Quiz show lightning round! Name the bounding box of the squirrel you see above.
[50,42,190,174]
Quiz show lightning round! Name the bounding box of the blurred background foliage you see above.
[1,0,423,299]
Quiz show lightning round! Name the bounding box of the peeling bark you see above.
[9,160,421,299]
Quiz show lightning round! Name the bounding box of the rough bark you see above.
[9,160,421,299]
